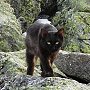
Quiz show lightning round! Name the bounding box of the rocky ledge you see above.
[0,50,90,90]
[55,50,90,83]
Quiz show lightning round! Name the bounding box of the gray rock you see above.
[64,12,90,53]
[54,50,90,83]
[0,50,90,89]
[54,0,90,53]
[0,1,25,52]
[0,74,90,90]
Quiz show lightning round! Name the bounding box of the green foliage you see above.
[54,0,90,53]
[0,40,10,52]
[64,11,90,53]
[69,0,90,12]
[19,0,41,24]
[1,0,90,53]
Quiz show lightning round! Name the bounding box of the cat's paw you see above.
[41,72,45,77]
[41,72,54,77]
[45,72,54,77]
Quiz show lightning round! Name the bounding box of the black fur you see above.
[25,20,64,77]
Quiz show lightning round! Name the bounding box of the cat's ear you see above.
[57,27,64,37]
[40,28,48,37]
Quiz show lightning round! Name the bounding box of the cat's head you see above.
[39,26,64,53]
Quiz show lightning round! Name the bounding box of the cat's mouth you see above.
[49,47,61,53]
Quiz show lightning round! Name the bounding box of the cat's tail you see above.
[34,0,58,22]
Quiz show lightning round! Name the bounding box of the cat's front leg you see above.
[40,56,54,77]
[26,49,35,75]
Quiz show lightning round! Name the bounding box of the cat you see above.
[25,19,64,77]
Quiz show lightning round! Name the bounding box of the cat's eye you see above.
[47,42,51,45]
[55,42,59,44]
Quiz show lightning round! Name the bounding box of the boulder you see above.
[0,1,25,52]
[54,0,90,53]
[54,50,90,83]
[0,50,90,89]
[64,12,90,53]
[1,75,90,90]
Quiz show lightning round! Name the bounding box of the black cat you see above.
[25,19,64,77]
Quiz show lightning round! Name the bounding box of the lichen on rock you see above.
[0,50,90,89]
[0,1,25,52]
[55,50,90,83]
[64,11,90,53]
[53,0,90,53]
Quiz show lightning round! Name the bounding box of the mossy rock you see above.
[0,1,25,52]
[0,50,90,89]
[19,0,41,24]
[55,0,90,53]
[64,12,90,53]
[69,0,90,12]
[6,0,41,25]
[0,50,26,76]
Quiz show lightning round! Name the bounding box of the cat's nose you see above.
[53,47,55,49]
[53,47,56,51]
